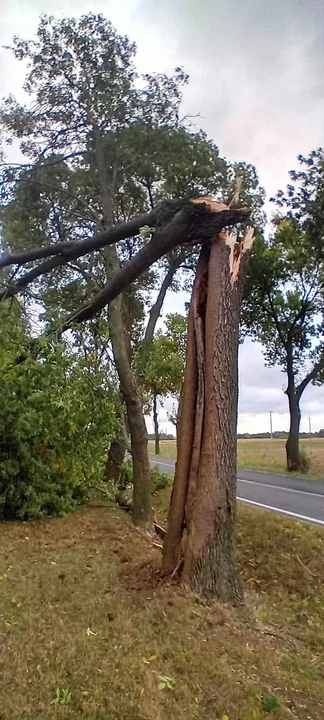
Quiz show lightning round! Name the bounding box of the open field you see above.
[0,495,324,719]
[149,438,324,479]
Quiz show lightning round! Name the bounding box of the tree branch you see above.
[296,353,324,399]
[59,202,251,330]
[0,198,250,307]
[264,286,288,349]
[144,251,185,346]
[0,210,153,271]
[2,255,68,298]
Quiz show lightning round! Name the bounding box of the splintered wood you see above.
[221,227,255,285]
[190,196,230,213]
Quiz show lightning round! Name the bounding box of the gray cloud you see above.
[135,0,324,196]
[239,340,324,425]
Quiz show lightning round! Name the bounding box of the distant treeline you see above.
[237,431,324,439]
[150,431,324,441]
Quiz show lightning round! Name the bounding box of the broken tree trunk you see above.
[162,227,254,602]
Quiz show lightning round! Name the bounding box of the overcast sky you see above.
[1,0,324,433]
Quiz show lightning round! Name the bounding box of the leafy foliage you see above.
[272,147,324,257]
[0,304,117,519]
[144,335,184,398]
[121,459,172,494]
[242,150,324,470]
[243,151,324,383]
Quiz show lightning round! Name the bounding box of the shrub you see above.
[299,450,311,474]
[120,460,173,494]
[0,327,117,520]
[151,466,173,493]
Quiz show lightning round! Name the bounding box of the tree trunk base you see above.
[285,397,301,472]
[162,228,254,602]
[183,534,243,603]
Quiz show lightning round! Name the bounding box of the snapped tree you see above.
[162,227,254,600]
[0,13,265,529]
[0,193,252,597]
[0,14,262,598]
[0,14,226,528]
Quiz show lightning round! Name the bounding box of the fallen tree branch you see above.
[296,554,317,578]
[153,522,166,540]
[152,508,166,539]
[0,196,193,275]
[0,197,250,310]
[59,201,251,329]
[152,541,163,550]
[0,211,152,270]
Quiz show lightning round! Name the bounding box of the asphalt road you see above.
[150,456,324,527]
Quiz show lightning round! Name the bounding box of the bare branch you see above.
[144,251,185,346]
[296,352,324,399]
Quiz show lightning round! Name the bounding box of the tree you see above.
[0,13,189,528]
[162,227,255,600]
[143,332,184,454]
[242,149,324,472]
[1,14,264,528]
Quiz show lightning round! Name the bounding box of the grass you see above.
[149,438,324,479]
[0,492,324,719]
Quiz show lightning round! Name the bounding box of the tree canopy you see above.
[242,149,324,470]
[0,12,263,531]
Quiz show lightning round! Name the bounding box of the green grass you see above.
[0,493,324,719]
[149,438,324,478]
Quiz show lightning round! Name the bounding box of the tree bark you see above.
[104,435,126,486]
[153,390,160,455]
[108,288,152,528]
[162,228,254,601]
[284,344,302,473]
[103,238,152,528]
[95,130,152,529]
[286,389,301,472]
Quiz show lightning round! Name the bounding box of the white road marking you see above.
[150,460,324,499]
[237,478,324,499]
[237,497,324,526]
[150,458,324,525]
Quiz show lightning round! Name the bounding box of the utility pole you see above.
[270,410,273,439]
[308,415,312,437]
